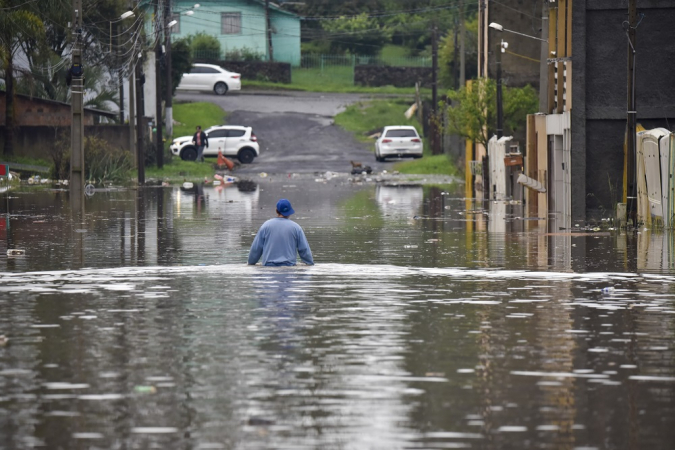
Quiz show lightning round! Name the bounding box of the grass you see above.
[334,98,423,142]
[380,44,410,59]
[144,101,229,182]
[334,98,458,177]
[0,155,51,167]
[172,101,227,138]
[393,154,459,176]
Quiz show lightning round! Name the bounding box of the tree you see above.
[443,78,538,148]
[438,17,478,89]
[185,32,221,61]
[322,13,391,55]
[0,0,44,156]
[170,39,192,97]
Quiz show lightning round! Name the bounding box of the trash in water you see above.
[404,245,418,249]
[601,287,615,294]
[213,180,221,186]
[134,385,157,394]
[259,172,268,178]
[84,184,95,196]
[7,249,25,256]
[182,182,194,189]
[0,335,8,346]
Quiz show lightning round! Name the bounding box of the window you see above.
[221,12,241,34]
[202,67,220,74]
[171,15,180,34]
[385,129,418,138]
[227,130,245,138]
[189,66,203,74]
[208,130,228,138]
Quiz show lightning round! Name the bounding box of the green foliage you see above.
[438,17,479,89]
[50,133,133,185]
[186,32,221,60]
[223,47,264,62]
[322,13,391,56]
[443,78,538,148]
[171,39,193,97]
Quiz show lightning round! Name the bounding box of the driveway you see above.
[174,91,395,174]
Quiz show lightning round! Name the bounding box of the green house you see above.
[170,0,301,66]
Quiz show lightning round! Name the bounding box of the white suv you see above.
[170,126,260,164]
[176,63,241,95]
[375,126,424,162]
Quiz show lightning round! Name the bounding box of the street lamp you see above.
[489,22,547,42]
[110,11,135,53]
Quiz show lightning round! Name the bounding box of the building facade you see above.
[171,0,301,66]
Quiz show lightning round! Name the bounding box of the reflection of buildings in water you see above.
[175,181,260,252]
[375,185,423,220]
[638,230,675,272]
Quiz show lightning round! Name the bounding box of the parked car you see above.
[176,63,241,95]
[375,126,424,162]
[170,126,259,164]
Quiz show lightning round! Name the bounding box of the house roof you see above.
[0,90,118,119]
[249,1,300,18]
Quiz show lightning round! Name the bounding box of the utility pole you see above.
[265,0,274,62]
[135,54,145,185]
[155,0,163,168]
[459,0,465,88]
[118,23,125,124]
[538,1,549,113]
[70,0,84,209]
[431,25,441,155]
[496,40,504,139]
[626,0,637,220]
[165,0,173,137]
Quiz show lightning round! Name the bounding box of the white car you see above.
[375,126,424,162]
[170,125,259,164]
[176,63,241,95]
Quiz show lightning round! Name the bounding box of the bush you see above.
[224,47,265,62]
[50,133,133,185]
[188,32,221,60]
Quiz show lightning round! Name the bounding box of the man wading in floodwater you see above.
[248,199,314,266]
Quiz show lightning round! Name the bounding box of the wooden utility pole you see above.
[431,25,441,155]
[155,0,163,168]
[118,23,125,124]
[70,0,84,209]
[459,0,465,88]
[539,1,549,112]
[626,0,637,219]
[265,0,274,62]
[135,55,145,185]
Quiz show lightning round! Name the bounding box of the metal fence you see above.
[294,54,432,87]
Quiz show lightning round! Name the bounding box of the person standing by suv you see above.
[192,126,209,162]
[248,199,314,267]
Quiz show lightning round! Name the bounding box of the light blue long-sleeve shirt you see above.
[248,218,314,266]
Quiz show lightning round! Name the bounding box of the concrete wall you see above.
[572,0,675,220]
[354,66,433,88]
[0,125,131,160]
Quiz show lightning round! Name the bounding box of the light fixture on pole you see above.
[110,11,135,53]
[489,22,547,42]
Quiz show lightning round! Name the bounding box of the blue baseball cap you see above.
[276,198,295,216]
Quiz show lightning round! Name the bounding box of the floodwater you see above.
[0,177,673,450]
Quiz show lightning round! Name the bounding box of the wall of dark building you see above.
[572,0,675,221]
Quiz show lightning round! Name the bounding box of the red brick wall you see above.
[0,92,101,126]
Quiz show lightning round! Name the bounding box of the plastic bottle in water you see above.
[601,287,615,294]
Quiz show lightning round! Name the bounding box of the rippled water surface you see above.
[0,179,673,449]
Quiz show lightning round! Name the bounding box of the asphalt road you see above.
[174,91,394,174]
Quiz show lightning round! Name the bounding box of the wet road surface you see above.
[174,91,405,173]
[0,179,674,449]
